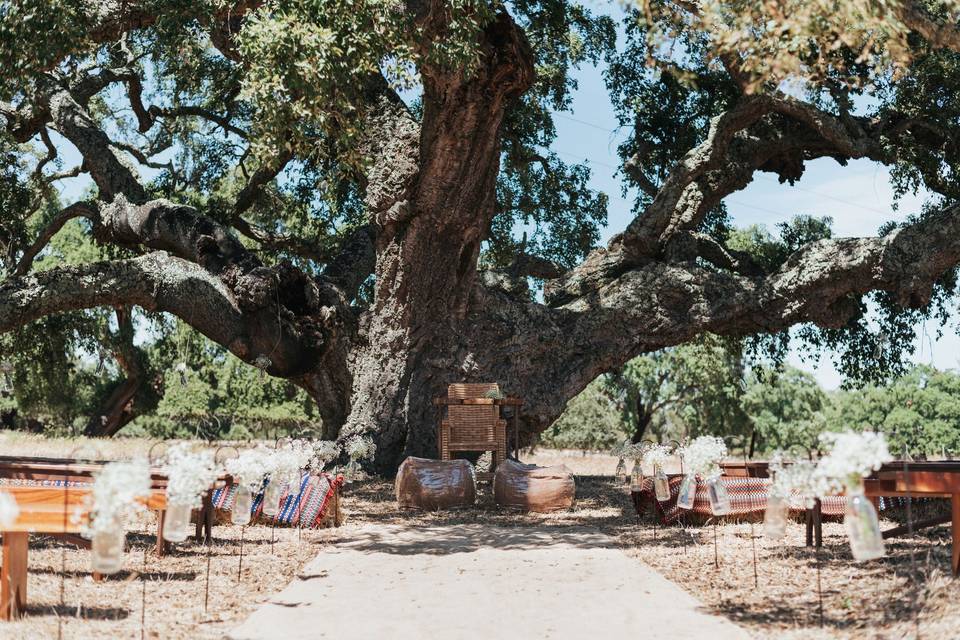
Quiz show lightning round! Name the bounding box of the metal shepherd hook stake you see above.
[62,443,104,640]
[213,445,240,592]
[142,441,168,640]
[237,526,245,583]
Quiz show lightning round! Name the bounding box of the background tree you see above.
[598,334,746,442]
[3,2,960,471]
[539,377,629,451]
[827,365,960,457]
[741,366,828,454]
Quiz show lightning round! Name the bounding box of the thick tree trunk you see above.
[343,11,534,472]
[85,376,144,437]
[631,406,654,444]
[84,307,157,437]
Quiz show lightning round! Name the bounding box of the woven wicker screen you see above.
[447,383,500,443]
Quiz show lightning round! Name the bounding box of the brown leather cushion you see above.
[493,459,576,512]
[395,457,477,510]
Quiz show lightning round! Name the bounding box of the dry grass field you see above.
[1,438,956,639]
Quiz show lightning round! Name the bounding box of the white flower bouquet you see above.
[678,436,727,479]
[815,430,892,492]
[270,440,314,480]
[311,440,340,468]
[225,446,273,488]
[610,440,631,459]
[768,431,892,503]
[642,444,672,470]
[161,443,219,507]
[344,435,376,461]
[83,459,151,535]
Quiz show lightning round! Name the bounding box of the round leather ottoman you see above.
[395,457,477,510]
[494,459,576,512]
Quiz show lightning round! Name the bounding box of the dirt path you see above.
[228,522,749,640]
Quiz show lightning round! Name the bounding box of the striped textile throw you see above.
[0,478,90,488]
[212,472,343,528]
[632,476,851,525]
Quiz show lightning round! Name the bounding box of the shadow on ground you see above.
[339,471,960,639]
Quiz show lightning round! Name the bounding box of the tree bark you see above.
[7,2,960,475]
[343,10,535,471]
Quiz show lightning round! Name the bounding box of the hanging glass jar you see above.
[653,465,671,502]
[629,461,644,491]
[764,494,789,540]
[845,477,885,561]
[91,523,126,575]
[231,483,253,525]
[262,475,286,518]
[344,460,359,483]
[614,458,627,484]
[706,476,731,515]
[289,470,302,493]
[162,502,191,542]
[676,473,697,510]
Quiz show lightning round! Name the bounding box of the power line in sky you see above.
[553,112,624,134]
[554,149,621,171]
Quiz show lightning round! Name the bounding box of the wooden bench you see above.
[721,459,960,573]
[0,455,225,554]
[0,485,166,620]
[0,456,344,620]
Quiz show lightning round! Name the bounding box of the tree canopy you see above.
[548,362,960,459]
[2,1,960,469]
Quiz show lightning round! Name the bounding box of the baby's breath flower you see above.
[161,443,219,507]
[642,444,672,469]
[81,459,151,536]
[678,436,727,479]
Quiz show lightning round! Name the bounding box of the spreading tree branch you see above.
[13,201,98,277]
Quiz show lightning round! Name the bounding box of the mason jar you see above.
[845,478,885,561]
[706,476,731,516]
[764,494,788,540]
[629,461,644,491]
[676,474,697,510]
[261,476,286,518]
[231,484,253,526]
[91,525,126,575]
[162,502,192,542]
[614,458,627,485]
[653,465,671,502]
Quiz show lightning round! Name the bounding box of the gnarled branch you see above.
[13,201,98,277]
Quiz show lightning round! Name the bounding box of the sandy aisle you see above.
[229,522,749,640]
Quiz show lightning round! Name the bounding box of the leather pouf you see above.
[395,457,477,510]
[494,459,576,512]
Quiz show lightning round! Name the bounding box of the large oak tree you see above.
[3,0,960,471]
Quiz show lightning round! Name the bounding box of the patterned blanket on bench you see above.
[212,472,343,528]
[0,472,343,529]
[631,476,869,525]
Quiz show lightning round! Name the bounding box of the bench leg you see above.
[154,510,168,557]
[814,498,823,548]
[195,502,205,543]
[204,491,214,543]
[1,532,28,620]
